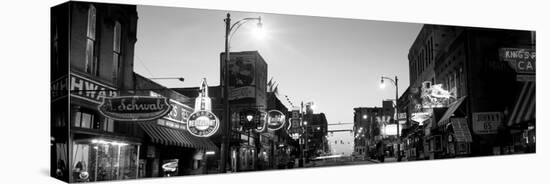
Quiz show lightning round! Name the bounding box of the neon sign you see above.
[98,96,171,121]
[187,78,220,137]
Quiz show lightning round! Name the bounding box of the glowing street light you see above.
[380,75,401,162]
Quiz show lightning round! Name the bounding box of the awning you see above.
[437,96,467,126]
[450,118,472,142]
[139,122,218,151]
[507,82,535,127]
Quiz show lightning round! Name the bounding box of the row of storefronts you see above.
[51,2,217,182]
[51,2,300,182]
[399,25,535,161]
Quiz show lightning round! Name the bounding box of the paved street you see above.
[303,156,399,168]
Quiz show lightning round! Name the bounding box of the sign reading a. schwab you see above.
[98,96,172,121]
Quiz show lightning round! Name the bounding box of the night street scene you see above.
[50,1,535,183]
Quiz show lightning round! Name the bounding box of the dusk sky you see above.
[134,5,422,155]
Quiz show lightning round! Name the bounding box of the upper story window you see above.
[112,21,122,84]
[73,108,114,132]
[85,5,98,76]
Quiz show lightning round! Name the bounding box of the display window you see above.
[71,139,139,182]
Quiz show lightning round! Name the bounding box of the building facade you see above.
[353,100,394,160]
[402,24,535,160]
[51,2,139,182]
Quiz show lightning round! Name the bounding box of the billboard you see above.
[221,51,267,103]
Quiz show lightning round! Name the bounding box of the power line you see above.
[135,55,156,78]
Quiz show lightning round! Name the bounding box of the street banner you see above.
[472,112,502,134]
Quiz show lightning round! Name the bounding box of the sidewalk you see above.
[366,157,398,163]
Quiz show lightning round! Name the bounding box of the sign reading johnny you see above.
[98,96,172,121]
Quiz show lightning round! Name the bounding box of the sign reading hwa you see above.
[98,96,172,121]
[70,73,118,104]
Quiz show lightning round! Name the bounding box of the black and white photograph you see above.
[1,0,548,184]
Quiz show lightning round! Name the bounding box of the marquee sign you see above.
[267,110,286,130]
[98,96,172,121]
[187,78,220,137]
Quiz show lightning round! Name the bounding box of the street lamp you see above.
[303,121,308,166]
[149,77,185,82]
[220,13,263,173]
[380,75,401,162]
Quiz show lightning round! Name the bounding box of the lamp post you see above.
[149,77,185,82]
[220,13,262,173]
[380,75,401,162]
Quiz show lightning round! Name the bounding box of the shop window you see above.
[72,140,139,182]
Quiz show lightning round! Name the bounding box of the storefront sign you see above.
[287,118,303,139]
[187,78,220,137]
[98,96,172,121]
[411,112,432,125]
[472,112,502,134]
[517,74,535,82]
[499,48,535,74]
[397,113,407,120]
[51,75,68,102]
[291,110,300,119]
[150,91,192,125]
[421,81,453,108]
[70,73,118,104]
[187,111,220,137]
[267,110,286,130]
[255,111,267,132]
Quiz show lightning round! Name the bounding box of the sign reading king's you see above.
[499,48,536,74]
[98,96,172,121]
